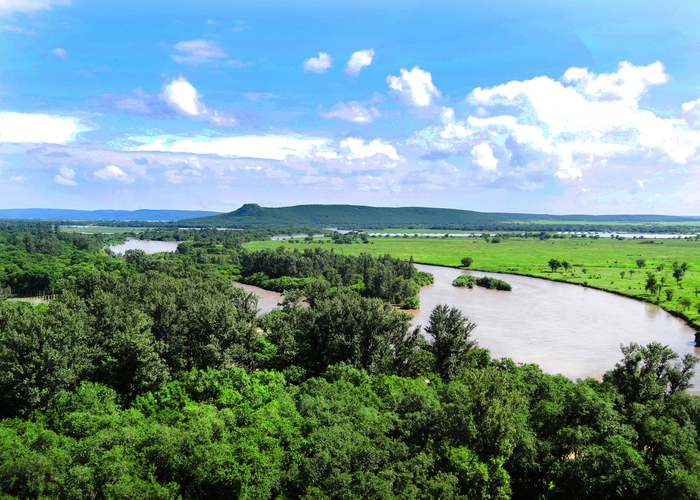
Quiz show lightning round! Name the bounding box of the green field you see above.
[244,235,700,331]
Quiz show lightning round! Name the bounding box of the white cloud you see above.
[319,101,378,124]
[0,112,85,144]
[340,138,400,160]
[410,61,700,183]
[303,52,332,74]
[127,133,401,167]
[345,49,374,77]
[161,77,236,126]
[51,48,67,60]
[162,77,208,116]
[54,167,77,186]
[0,0,70,16]
[94,165,134,183]
[387,66,441,108]
[10,175,25,182]
[471,143,498,170]
[128,134,337,161]
[1,24,37,35]
[171,40,239,65]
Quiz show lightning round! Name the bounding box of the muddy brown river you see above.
[236,263,700,386]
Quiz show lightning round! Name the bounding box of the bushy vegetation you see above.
[2,224,700,498]
[453,275,476,288]
[475,276,513,291]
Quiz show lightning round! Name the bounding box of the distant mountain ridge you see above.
[178,203,700,227]
[0,209,221,221]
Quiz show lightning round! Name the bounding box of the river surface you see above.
[109,240,180,254]
[238,263,700,386]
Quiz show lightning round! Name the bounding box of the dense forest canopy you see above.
[1,223,700,498]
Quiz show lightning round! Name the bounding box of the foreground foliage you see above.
[2,224,700,498]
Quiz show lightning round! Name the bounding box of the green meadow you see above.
[243,235,700,330]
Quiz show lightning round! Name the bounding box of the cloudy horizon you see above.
[1,0,700,215]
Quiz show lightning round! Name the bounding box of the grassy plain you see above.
[243,235,700,330]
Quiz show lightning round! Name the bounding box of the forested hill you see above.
[0,208,221,221]
[179,203,700,228]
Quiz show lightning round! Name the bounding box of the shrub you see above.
[400,296,420,309]
[475,276,512,291]
[453,275,476,288]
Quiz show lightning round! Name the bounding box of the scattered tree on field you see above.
[636,259,646,268]
[548,259,561,273]
[461,257,473,268]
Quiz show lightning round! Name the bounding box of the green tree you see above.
[664,288,674,301]
[548,259,561,273]
[620,271,626,279]
[672,261,688,288]
[645,272,659,296]
[461,257,474,268]
[678,297,692,311]
[561,261,571,272]
[604,342,698,405]
[636,259,646,269]
[425,304,477,382]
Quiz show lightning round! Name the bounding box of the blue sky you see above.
[1,0,700,214]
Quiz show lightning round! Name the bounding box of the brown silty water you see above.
[237,263,700,387]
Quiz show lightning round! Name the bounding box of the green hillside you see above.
[178,203,700,228]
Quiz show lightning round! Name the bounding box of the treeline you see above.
[237,247,431,308]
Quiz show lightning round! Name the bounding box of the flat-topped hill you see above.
[178,203,700,228]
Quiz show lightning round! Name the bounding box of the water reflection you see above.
[109,239,180,255]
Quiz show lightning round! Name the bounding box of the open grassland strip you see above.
[243,236,700,331]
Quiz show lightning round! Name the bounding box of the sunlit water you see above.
[109,240,180,254]
[240,263,700,385]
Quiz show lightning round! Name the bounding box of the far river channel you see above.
[110,240,700,387]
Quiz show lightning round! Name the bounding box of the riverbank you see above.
[242,235,700,332]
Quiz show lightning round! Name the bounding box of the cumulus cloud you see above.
[51,48,67,60]
[471,143,498,170]
[319,101,379,124]
[0,0,70,16]
[303,52,332,74]
[162,77,208,116]
[54,166,77,186]
[387,66,441,108]
[409,61,700,184]
[0,112,85,144]
[161,77,236,126]
[345,49,374,77]
[94,165,134,183]
[127,133,403,169]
